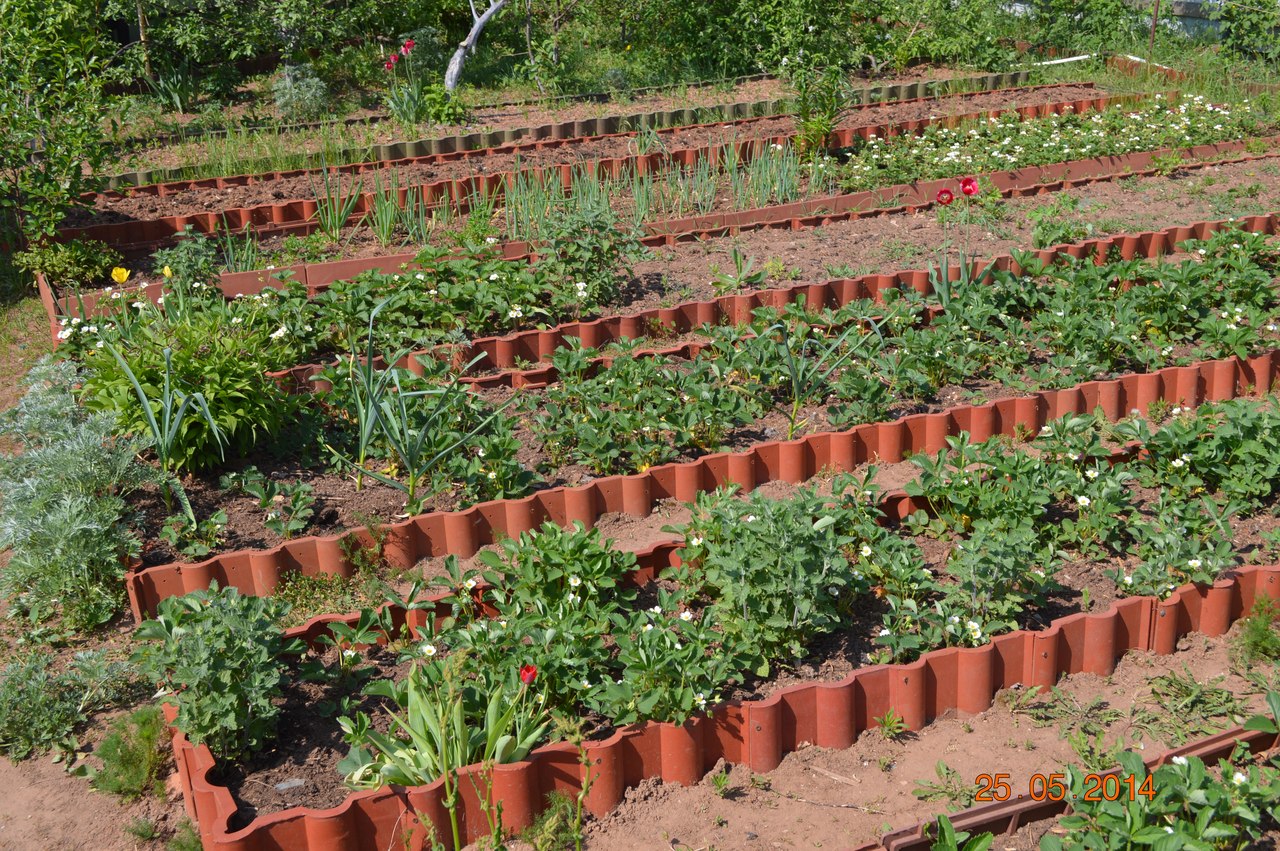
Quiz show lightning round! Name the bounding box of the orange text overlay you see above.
[974,772,1155,803]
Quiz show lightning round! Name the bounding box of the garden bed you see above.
[46,128,1280,341]
[126,334,1280,619]
[168,558,1280,850]
[159,379,1280,848]
[80,83,1099,225]
[110,67,988,186]
[110,225,1280,580]
[60,88,1143,251]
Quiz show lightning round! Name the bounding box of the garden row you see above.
[143,383,1280,849]
[40,225,1273,609]
[62,83,1130,252]
[93,73,1051,213]
[39,97,1280,345]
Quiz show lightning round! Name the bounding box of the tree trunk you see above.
[136,0,153,80]
[444,0,510,92]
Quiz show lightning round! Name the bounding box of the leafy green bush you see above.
[0,359,152,629]
[12,239,121,289]
[535,201,646,313]
[1044,749,1280,850]
[0,0,109,250]
[135,585,301,760]
[81,309,295,472]
[92,706,169,799]
[0,650,135,762]
[675,474,877,674]
[1214,1,1280,62]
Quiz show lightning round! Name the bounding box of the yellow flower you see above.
[110,267,130,284]
[162,265,173,279]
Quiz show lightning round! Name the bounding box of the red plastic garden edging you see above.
[269,202,1280,394]
[60,88,1141,252]
[91,73,1051,204]
[166,559,1280,850]
[43,130,1280,344]
[126,344,1280,622]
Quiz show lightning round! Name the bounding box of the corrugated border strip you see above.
[127,347,1280,620]
[102,71,1031,190]
[167,561,1280,850]
[47,127,1279,342]
[91,76,1061,204]
[271,206,1280,392]
[63,89,1140,252]
[110,73,778,154]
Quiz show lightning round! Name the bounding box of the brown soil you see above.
[0,592,188,850]
[131,457,410,569]
[614,153,1280,316]
[212,645,412,826]
[579,629,1277,851]
[0,750,187,850]
[93,140,1280,309]
[114,68,972,176]
[80,84,1103,226]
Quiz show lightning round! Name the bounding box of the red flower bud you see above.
[389,53,400,64]
[960,177,978,196]
[400,45,410,56]
[384,61,394,71]
[404,39,415,51]
[936,189,954,206]
[519,664,538,684]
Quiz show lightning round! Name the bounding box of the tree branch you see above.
[446,0,510,92]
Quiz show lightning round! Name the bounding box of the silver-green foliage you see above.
[0,649,136,762]
[0,359,152,629]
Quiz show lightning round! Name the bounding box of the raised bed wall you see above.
[103,71,1032,190]
[64,85,1125,253]
[168,552,1280,849]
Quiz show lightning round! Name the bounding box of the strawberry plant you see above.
[673,473,879,675]
[134,585,302,761]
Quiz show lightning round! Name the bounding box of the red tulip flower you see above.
[389,53,400,65]
[404,39,415,51]
[936,188,954,206]
[384,60,394,71]
[400,44,410,56]
[960,177,978,196]
[519,664,538,684]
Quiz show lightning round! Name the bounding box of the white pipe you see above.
[1030,53,1100,66]
[1118,54,1181,73]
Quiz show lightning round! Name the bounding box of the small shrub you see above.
[536,201,646,314]
[0,650,136,762]
[125,818,160,842]
[81,310,296,472]
[13,239,121,289]
[167,819,202,851]
[135,585,301,760]
[93,706,168,799]
[0,359,152,629]
[1233,597,1280,669]
[272,64,330,121]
